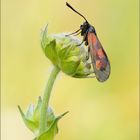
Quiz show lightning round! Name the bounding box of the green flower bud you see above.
[18,97,68,139]
[41,25,92,78]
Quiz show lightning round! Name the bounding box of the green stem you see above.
[39,65,60,134]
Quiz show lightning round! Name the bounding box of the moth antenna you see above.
[66,2,87,22]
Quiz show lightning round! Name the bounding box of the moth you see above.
[66,2,111,82]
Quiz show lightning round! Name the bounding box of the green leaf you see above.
[73,61,91,78]
[33,97,42,122]
[18,106,39,135]
[46,107,55,128]
[34,111,68,140]
[26,104,34,119]
[60,60,80,75]
[37,119,58,140]
[43,39,58,65]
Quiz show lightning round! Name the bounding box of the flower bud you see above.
[18,97,68,139]
[41,25,92,78]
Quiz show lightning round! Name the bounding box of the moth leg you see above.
[77,34,87,46]
[65,29,81,36]
[86,61,95,74]
[85,62,91,69]
[86,75,96,78]
[85,40,88,46]
[77,39,85,46]
[86,47,90,60]
[90,70,95,73]
[85,62,95,73]
[73,31,81,36]
[80,75,96,78]
[75,76,96,78]
[77,30,89,46]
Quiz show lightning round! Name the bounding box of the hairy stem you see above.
[39,65,60,134]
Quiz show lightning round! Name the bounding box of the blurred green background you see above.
[1,0,139,140]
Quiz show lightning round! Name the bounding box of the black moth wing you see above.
[88,32,111,82]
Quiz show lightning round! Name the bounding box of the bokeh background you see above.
[1,0,139,140]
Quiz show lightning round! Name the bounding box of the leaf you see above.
[43,39,58,65]
[41,25,48,48]
[34,111,69,140]
[33,97,42,122]
[26,104,34,119]
[60,60,80,75]
[18,105,39,135]
[46,107,55,128]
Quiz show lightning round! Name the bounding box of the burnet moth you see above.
[66,2,111,82]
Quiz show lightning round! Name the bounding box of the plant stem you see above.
[39,65,60,134]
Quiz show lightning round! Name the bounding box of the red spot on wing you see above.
[88,32,108,70]
[88,33,97,46]
[97,48,105,59]
[96,59,107,70]
[96,60,102,70]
